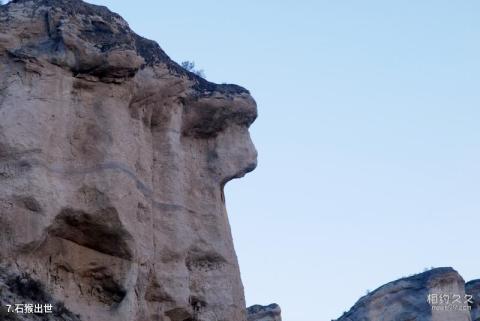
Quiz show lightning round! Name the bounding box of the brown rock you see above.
[0,0,257,320]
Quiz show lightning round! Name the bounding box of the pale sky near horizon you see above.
[85,1,480,320]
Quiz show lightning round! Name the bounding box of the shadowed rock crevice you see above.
[6,273,50,303]
[35,237,133,310]
[185,250,227,272]
[80,266,126,305]
[49,207,133,260]
[181,97,257,139]
[16,195,43,213]
[0,267,81,321]
[165,307,194,321]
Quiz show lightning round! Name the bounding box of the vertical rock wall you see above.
[0,1,257,320]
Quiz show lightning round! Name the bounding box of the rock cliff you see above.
[335,268,475,321]
[0,0,258,320]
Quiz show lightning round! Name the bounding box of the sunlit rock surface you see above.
[0,0,258,320]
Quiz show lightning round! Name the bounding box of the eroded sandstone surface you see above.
[335,268,474,321]
[0,0,258,320]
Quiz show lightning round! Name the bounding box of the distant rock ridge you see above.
[335,267,477,321]
[466,280,480,321]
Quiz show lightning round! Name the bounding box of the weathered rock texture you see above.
[247,304,282,321]
[466,280,480,321]
[0,267,81,321]
[0,0,257,320]
[335,268,474,321]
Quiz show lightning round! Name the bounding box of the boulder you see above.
[247,304,282,321]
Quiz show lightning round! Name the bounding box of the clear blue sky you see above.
[87,1,480,320]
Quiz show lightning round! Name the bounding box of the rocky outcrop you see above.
[336,268,473,321]
[0,0,257,320]
[466,280,480,321]
[247,304,282,321]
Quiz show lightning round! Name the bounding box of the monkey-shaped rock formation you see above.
[0,1,257,320]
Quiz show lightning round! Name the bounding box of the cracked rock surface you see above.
[0,0,257,320]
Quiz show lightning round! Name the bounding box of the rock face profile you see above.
[0,0,258,320]
[335,268,474,321]
[247,304,282,321]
